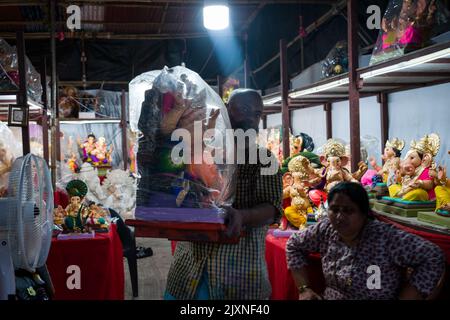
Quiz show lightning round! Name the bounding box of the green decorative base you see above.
[417,211,450,228]
[436,210,450,218]
[367,192,377,199]
[380,197,436,209]
[373,201,424,217]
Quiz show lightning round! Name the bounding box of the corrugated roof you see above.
[0,2,259,35]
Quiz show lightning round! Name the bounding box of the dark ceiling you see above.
[0,0,398,91]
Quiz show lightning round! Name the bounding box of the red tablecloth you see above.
[46,224,124,300]
[265,216,450,300]
[374,214,450,264]
[265,233,324,300]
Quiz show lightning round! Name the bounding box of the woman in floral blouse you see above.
[286,182,446,300]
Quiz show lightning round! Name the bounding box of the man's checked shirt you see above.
[165,149,283,299]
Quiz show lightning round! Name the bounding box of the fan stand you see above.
[0,238,15,300]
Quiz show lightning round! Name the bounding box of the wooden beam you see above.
[0,0,336,5]
[16,31,31,155]
[50,0,58,186]
[379,72,450,78]
[59,80,129,86]
[199,43,215,75]
[280,39,290,160]
[40,57,50,165]
[0,31,239,40]
[347,0,360,172]
[262,115,267,129]
[426,58,450,64]
[121,90,128,171]
[253,0,347,75]
[377,93,389,158]
[241,1,267,32]
[324,103,332,139]
[158,3,170,34]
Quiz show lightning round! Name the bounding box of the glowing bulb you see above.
[203,5,229,30]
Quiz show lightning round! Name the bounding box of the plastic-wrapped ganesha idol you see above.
[129,66,235,216]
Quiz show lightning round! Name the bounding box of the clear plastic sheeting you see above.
[128,70,161,133]
[130,66,236,211]
[58,87,127,119]
[0,121,21,195]
[321,41,348,79]
[0,39,43,102]
[370,0,450,65]
[10,124,45,158]
[58,122,124,174]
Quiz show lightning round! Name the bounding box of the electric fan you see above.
[0,153,53,300]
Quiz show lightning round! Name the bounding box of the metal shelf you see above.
[262,41,450,114]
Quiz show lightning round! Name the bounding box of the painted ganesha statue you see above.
[282,155,314,230]
[388,133,440,202]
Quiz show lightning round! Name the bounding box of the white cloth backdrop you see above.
[291,106,327,153]
[389,83,450,172]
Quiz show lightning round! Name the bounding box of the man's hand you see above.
[298,288,322,300]
[222,206,245,239]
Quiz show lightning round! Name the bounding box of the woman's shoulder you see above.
[311,217,336,238]
[366,217,437,248]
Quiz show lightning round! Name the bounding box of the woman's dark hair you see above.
[393,148,402,158]
[88,133,96,139]
[328,182,371,217]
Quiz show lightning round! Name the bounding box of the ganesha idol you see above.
[307,139,360,207]
[136,66,230,209]
[78,134,112,167]
[370,138,405,184]
[282,155,314,230]
[388,133,440,202]
[432,151,450,216]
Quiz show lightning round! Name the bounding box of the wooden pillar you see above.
[121,90,128,171]
[40,57,49,165]
[347,0,361,172]
[378,92,389,157]
[50,0,58,186]
[261,115,267,129]
[324,103,332,139]
[280,39,290,160]
[16,31,30,155]
[289,110,294,135]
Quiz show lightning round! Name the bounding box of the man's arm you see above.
[223,203,277,238]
